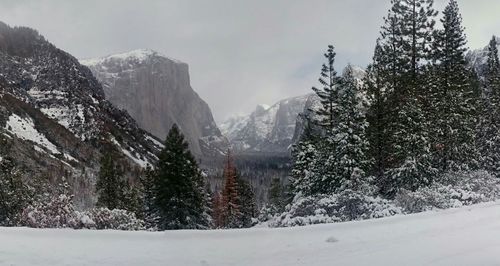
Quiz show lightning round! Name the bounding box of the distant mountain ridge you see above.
[466,36,500,80]
[221,95,310,155]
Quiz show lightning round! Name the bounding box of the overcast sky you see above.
[1,0,499,122]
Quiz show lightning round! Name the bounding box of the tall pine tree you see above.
[152,124,210,230]
[332,65,370,191]
[308,45,343,194]
[290,115,320,196]
[377,0,438,195]
[235,175,256,228]
[365,43,391,180]
[429,0,479,172]
[478,37,500,177]
[312,45,342,133]
[96,151,123,210]
[220,151,242,228]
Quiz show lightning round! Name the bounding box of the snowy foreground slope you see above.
[2,202,500,266]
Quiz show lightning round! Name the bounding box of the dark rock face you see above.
[81,50,228,160]
[0,22,162,208]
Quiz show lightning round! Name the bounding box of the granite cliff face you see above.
[81,50,228,159]
[220,95,309,155]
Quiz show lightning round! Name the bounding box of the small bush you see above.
[20,192,145,230]
[20,193,80,229]
[267,189,402,227]
[84,208,145,231]
[395,170,500,213]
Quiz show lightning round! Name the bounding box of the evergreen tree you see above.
[121,180,143,218]
[392,0,437,80]
[268,177,288,213]
[312,45,342,133]
[376,0,438,195]
[152,124,210,230]
[365,43,391,181]
[429,0,479,172]
[485,37,500,96]
[235,175,256,228]
[385,94,436,192]
[290,115,320,196]
[293,65,370,195]
[220,151,242,228]
[478,36,500,177]
[211,191,224,228]
[141,165,158,228]
[333,66,370,191]
[96,151,123,210]
[307,45,343,194]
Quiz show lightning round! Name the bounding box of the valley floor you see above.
[2,202,500,266]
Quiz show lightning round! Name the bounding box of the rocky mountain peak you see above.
[466,36,500,79]
[221,95,309,154]
[80,49,186,67]
[81,49,228,161]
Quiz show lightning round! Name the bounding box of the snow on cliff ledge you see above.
[80,49,185,66]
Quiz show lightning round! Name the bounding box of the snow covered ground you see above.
[2,201,500,265]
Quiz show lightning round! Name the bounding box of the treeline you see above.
[0,123,259,230]
[97,125,258,230]
[290,0,500,201]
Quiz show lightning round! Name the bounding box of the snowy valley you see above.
[3,201,500,266]
[1,0,500,265]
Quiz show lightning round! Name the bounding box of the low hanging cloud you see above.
[0,0,498,122]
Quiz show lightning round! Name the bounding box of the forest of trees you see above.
[290,0,499,206]
[0,0,499,231]
[97,125,257,230]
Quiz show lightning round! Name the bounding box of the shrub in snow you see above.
[267,189,402,227]
[84,208,145,231]
[395,170,500,213]
[21,190,145,230]
[20,193,81,229]
[257,204,279,223]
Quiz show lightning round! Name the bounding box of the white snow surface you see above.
[2,201,500,265]
[5,113,59,154]
[110,136,150,168]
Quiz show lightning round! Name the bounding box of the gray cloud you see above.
[0,0,499,122]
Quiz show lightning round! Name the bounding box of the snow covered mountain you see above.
[221,95,309,154]
[467,36,500,80]
[0,22,163,208]
[221,66,366,155]
[80,49,228,160]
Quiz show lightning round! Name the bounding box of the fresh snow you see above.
[110,136,150,168]
[145,135,165,149]
[5,113,59,154]
[37,102,88,141]
[2,201,500,265]
[80,49,184,66]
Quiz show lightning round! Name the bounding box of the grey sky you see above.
[1,0,499,122]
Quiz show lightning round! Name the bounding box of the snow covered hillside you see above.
[3,201,500,266]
